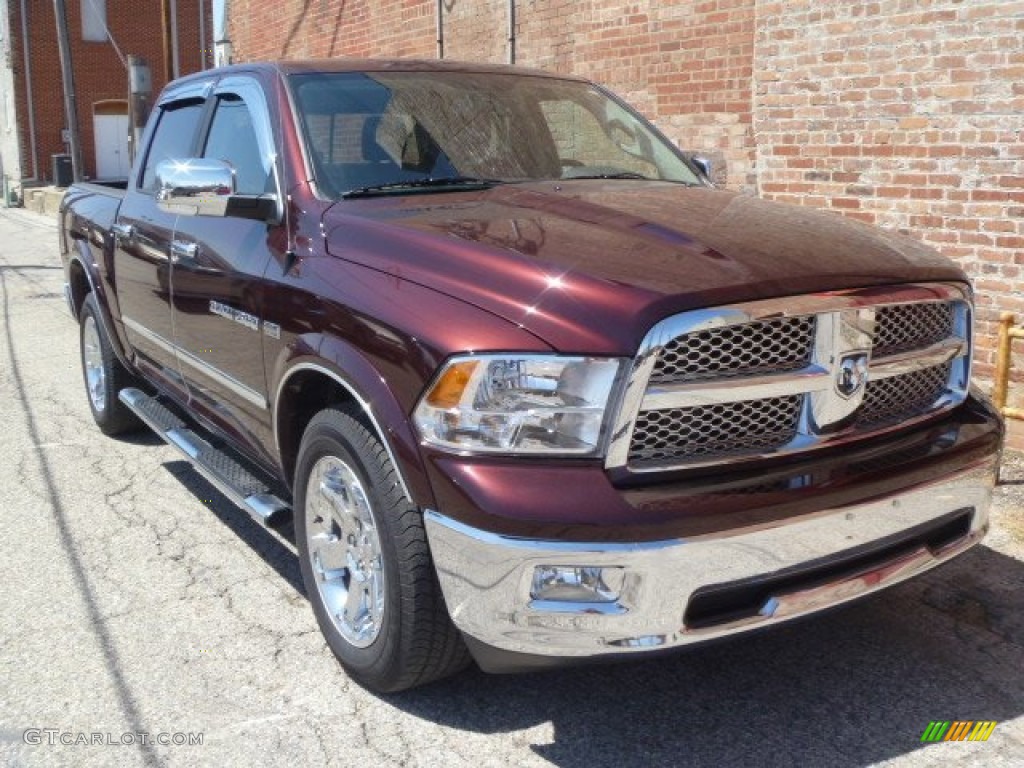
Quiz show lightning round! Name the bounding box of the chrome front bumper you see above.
[425,456,997,660]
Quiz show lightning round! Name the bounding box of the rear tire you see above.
[294,406,469,692]
[79,293,140,436]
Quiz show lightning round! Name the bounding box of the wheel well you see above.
[276,369,362,490]
[68,258,91,318]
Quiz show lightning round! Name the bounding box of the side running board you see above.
[118,388,290,527]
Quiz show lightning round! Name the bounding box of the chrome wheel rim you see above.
[304,455,386,648]
[82,316,106,413]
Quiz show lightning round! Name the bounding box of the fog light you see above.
[531,566,623,603]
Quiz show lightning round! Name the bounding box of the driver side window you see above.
[140,100,204,192]
[202,94,269,195]
[539,99,657,178]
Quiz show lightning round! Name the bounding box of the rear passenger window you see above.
[140,100,204,191]
[202,94,269,195]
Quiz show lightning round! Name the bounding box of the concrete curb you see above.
[22,186,66,217]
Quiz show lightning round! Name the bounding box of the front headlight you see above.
[413,355,625,455]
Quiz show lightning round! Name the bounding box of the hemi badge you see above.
[209,300,259,331]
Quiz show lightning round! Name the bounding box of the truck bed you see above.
[60,182,124,248]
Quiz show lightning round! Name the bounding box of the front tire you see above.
[79,294,140,435]
[294,406,469,692]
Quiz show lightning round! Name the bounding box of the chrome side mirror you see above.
[691,155,712,179]
[156,158,279,222]
[156,158,235,217]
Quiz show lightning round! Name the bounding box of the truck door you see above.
[114,93,206,398]
[168,76,282,458]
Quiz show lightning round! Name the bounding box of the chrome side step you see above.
[119,388,290,527]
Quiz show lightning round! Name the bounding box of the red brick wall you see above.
[443,0,507,65]
[8,0,211,183]
[227,0,1023,385]
[229,0,434,62]
[754,0,1024,382]
[569,1,756,189]
[228,0,758,191]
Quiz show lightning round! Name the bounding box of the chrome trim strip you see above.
[123,314,191,356]
[605,349,659,466]
[122,316,268,409]
[425,454,996,658]
[606,283,972,473]
[272,362,413,502]
[641,365,831,409]
[173,344,267,409]
[686,544,949,636]
[870,337,966,380]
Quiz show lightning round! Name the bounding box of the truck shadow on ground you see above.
[163,462,1023,767]
[163,461,304,595]
[115,429,165,447]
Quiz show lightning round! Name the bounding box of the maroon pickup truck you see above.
[60,59,1002,693]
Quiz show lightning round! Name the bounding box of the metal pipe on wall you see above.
[53,0,84,182]
[161,0,173,81]
[170,0,180,78]
[199,0,207,69]
[507,0,515,65]
[436,0,444,59]
[19,0,39,180]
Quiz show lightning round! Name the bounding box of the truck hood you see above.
[322,181,964,355]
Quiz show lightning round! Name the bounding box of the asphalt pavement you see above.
[0,206,1022,768]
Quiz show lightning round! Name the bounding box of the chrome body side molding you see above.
[122,316,268,409]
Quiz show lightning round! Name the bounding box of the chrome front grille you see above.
[650,316,815,384]
[609,284,971,473]
[630,396,803,463]
[873,302,954,356]
[858,362,953,427]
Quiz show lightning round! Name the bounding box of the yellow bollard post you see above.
[993,312,1015,412]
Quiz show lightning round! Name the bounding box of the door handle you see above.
[169,240,221,274]
[112,223,134,240]
[170,240,198,263]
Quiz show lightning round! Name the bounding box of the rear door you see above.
[168,74,284,458]
[114,86,207,397]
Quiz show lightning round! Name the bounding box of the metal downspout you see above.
[436,0,444,59]
[170,0,180,78]
[19,0,39,180]
[507,0,515,64]
[199,0,207,69]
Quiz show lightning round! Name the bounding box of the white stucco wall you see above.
[0,2,24,201]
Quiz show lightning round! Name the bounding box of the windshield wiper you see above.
[563,171,652,180]
[341,176,503,199]
[562,172,702,186]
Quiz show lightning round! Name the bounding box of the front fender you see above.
[271,334,436,510]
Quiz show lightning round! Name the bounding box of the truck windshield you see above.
[289,71,702,199]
